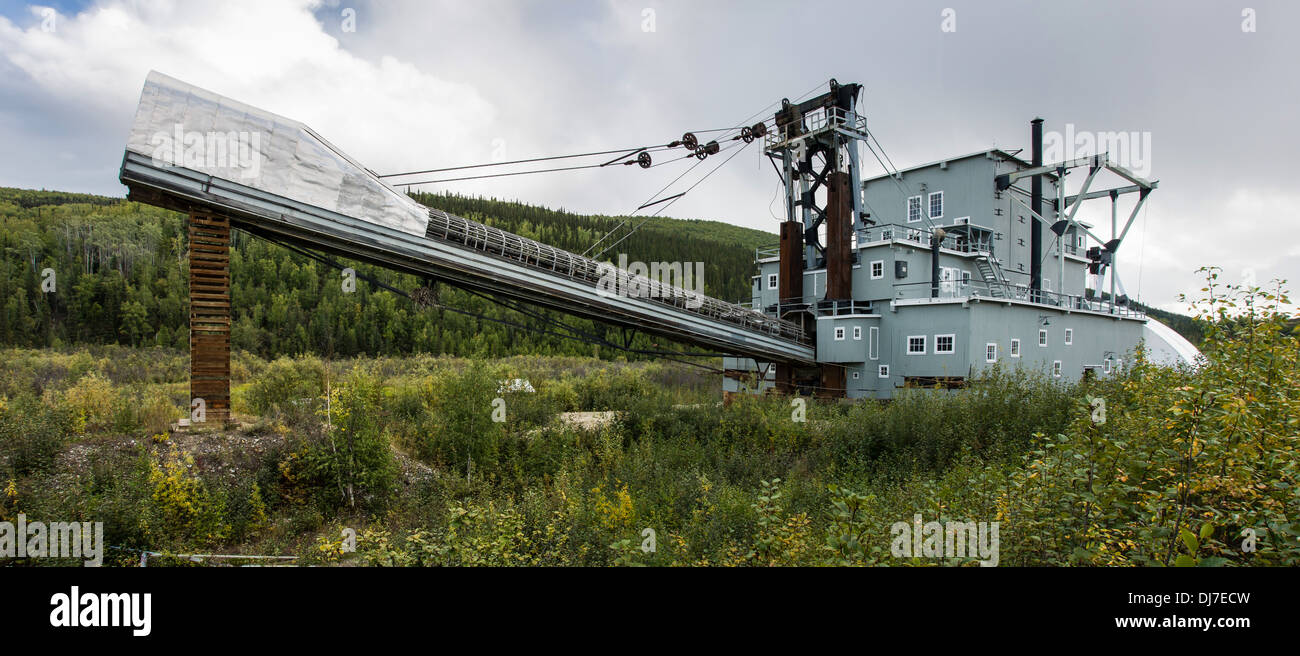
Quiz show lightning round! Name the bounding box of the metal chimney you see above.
[1030,118,1044,292]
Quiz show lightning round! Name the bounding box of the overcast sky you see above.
[2,0,1296,313]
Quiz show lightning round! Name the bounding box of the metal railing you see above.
[424,209,808,342]
[757,223,991,262]
[857,223,988,254]
[891,279,1146,318]
[815,299,874,316]
[764,107,868,150]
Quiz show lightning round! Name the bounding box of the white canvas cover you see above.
[1142,317,1203,368]
[124,71,428,236]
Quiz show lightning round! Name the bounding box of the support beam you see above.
[1110,192,1118,311]
[189,213,231,424]
[1066,181,1158,205]
[824,171,853,300]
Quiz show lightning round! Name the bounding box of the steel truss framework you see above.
[997,153,1158,304]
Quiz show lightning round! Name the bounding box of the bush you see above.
[64,372,116,433]
[0,395,78,477]
[298,367,397,512]
[244,355,328,418]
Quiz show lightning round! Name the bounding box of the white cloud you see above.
[3,0,1300,315]
[0,0,496,189]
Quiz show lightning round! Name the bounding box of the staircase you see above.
[975,254,1008,297]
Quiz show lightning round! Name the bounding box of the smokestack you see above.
[1030,118,1044,293]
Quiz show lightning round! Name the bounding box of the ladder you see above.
[975,254,1008,297]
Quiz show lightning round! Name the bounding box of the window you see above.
[1064,328,1073,345]
[954,216,970,225]
[928,191,944,220]
[1104,357,1113,374]
[961,270,971,287]
[851,371,860,380]
[1052,361,1062,378]
[834,326,846,341]
[852,326,862,340]
[1010,338,1021,357]
[907,196,922,223]
[986,343,998,363]
[881,228,894,240]
[870,260,884,280]
[1038,329,1048,347]
[767,273,778,290]
[869,326,879,360]
[878,364,890,378]
[1116,358,1123,372]
[907,335,926,355]
[935,334,955,354]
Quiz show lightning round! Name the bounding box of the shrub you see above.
[299,367,397,511]
[64,372,116,433]
[244,355,327,418]
[143,444,229,547]
[0,395,78,477]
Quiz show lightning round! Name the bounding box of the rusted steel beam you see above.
[824,171,853,301]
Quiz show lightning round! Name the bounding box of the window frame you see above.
[1010,338,1021,358]
[1038,329,1048,347]
[906,335,927,355]
[1064,328,1073,345]
[834,326,846,341]
[852,326,862,341]
[985,342,998,363]
[907,195,922,223]
[934,333,955,355]
[1052,360,1062,378]
[870,260,885,280]
[869,326,879,360]
[878,364,890,378]
[928,190,944,221]
[767,273,778,290]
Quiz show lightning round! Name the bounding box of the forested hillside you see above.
[1,186,1209,358]
[0,187,775,359]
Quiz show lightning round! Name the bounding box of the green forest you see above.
[0,187,770,360]
[0,186,1203,359]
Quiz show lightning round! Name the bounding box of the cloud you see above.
[0,0,496,193]
[2,0,1299,314]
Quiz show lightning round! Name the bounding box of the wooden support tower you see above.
[188,213,231,424]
